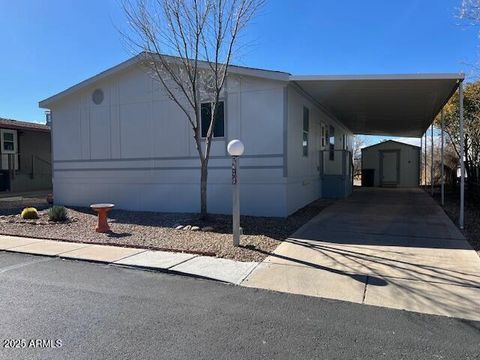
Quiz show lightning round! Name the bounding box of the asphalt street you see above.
[0,251,478,360]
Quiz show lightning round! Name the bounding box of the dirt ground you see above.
[430,186,480,256]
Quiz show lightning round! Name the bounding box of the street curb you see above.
[0,231,217,257]
[0,248,236,284]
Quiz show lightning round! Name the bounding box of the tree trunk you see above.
[200,160,208,219]
[465,138,473,180]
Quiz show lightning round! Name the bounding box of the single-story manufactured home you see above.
[0,118,52,193]
[361,140,421,188]
[39,53,463,217]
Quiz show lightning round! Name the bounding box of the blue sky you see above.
[0,0,478,145]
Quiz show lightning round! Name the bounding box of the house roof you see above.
[0,117,50,133]
[361,140,421,151]
[291,74,464,137]
[39,53,463,138]
[39,53,290,108]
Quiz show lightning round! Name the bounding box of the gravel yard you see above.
[0,195,333,262]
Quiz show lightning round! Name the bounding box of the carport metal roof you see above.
[290,74,464,137]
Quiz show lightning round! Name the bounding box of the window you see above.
[201,101,224,138]
[1,130,16,153]
[302,107,309,157]
[329,125,335,161]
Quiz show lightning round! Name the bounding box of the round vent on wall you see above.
[92,89,104,105]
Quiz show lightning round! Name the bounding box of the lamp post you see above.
[227,139,244,247]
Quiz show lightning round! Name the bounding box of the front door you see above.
[380,151,399,186]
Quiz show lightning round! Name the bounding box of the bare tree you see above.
[459,0,480,74]
[460,0,480,24]
[434,81,480,183]
[120,0,264,218]
[352,135,365,181]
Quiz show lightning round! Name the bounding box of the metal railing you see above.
[0,153,52,180]
[319,149,354,198]
[31,155,52,178]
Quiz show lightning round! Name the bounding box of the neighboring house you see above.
[361,140,421,188]
[0,118,52,193]
[39,54,459,217]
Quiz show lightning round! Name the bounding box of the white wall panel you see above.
[119,102,152,158]
[52,106,82,161]
[152,100,189,157]
[53,166,286,216]
[240,87,284,155]
[49,65,290,216]
[286,85,353,214]
[89,105,111,159]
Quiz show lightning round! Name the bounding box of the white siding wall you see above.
[51,65,288,216]
[362,141,420,187]
[285,85,353,214]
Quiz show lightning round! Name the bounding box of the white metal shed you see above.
[361,140,420,187]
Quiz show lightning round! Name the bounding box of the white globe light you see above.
[227,139,245,156]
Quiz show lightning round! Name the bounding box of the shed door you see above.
[380,151,399,185]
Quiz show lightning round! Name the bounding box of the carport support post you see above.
[424,132,427,187]
[420,134,423,185]
[441,109,445,206]
[431,123,434,195]
[459,81,465,230]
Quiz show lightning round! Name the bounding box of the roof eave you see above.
[39,53,290,109]
[39,54,144,108]
[7,126,51,133]
[361,140,421,151]
[290,73,465,81]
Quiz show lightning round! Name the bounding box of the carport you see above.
[291,73,466,228]
[243,73,480,319]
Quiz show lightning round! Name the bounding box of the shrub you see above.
[21,207,39,219]
[48,206,68,222]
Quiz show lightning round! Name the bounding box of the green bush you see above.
[21,207,39,219]
[48,206,68,222]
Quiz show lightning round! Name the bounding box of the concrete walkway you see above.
[242,188,480,321]
[0,190,50,200]
[0,235,258,285]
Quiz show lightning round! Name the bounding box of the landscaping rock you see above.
[0,197,333,262]
[175,225,184,230]
[191,226,200,231]
[182,225,192,231]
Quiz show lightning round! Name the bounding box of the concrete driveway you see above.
[242,188,480,320]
